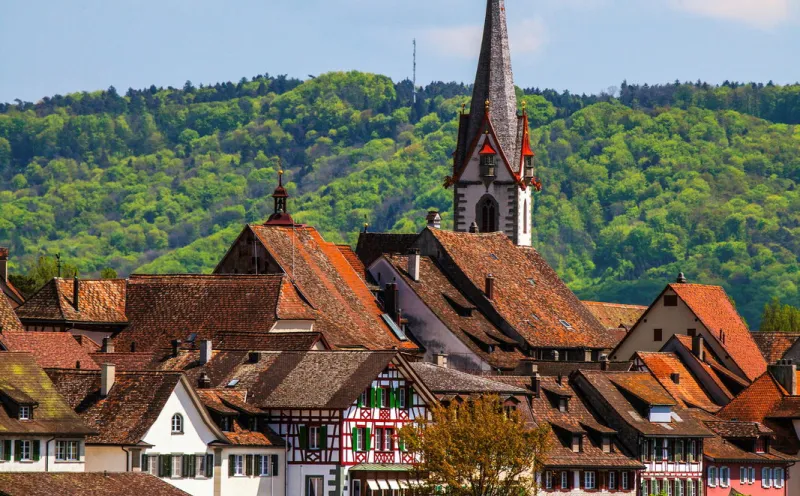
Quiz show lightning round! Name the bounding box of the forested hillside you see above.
[2,73,800,328]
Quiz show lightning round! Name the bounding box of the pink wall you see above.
[705,463,787,496]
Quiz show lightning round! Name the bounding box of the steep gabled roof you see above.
[0,352,95,436]
[428,229,614,349]
[717,372,787,423]
[752,332,800,364]
[114,274,315,352]
[0,285,23,332]
[636,352,720,412]
[0,332,100,370]
[15,278,127,324]
[337,244,369,282]
[356,233,418,268]
[0,473,191,496]
[582,301,647,330]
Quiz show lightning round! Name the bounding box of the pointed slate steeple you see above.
[466,0,518,167]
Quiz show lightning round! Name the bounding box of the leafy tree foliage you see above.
[2,74,800,327]
[760,297,800,332]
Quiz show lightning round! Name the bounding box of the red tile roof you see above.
[195,389,284,447]
[246,225,416,350]
[0,285,24,332]
[429,229,615,349]
[752,332,800,364]
[0,473,191,496]
[115,274,315,352]
[0,331,100,370]
[337,244,369,282]
[717,373,785,423]
[669,283,766,381]
[15,278,127,324]
[72,334,101,353]
[636,352,720,412]
[582,301,647,330]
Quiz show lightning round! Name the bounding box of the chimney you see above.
[249,351,261,363]
[200,340,213,365]
[407,249,420,282]
[171,339,181,358]
[73,277,80,311]
[557,373,563,386]
[101,363,115,397]
[0,247,7,283]
[485,274,495,300]
[426,211,441,229]
[102,337,115,353]
[671,373,680,384]
[469,222,479,233]
[769,359,797,395]
[198,372,212,389]
[600,354,610,371]
[692,335,705,361]
[529,364,541,398]
[435,353,448,368]
[384,282,400,324]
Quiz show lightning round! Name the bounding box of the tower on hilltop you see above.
[445,0,538,246]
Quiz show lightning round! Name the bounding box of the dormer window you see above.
[220,416,230,432]
[524,156,534,178]
[480,154,496,178]
[558,398,568,413]
[171,413,183,434]
[18,406,30,421]
[571,433,582,453]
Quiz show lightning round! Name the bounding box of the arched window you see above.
[476,195,499,233]
[523,199,528,234]
[171,413,183,434]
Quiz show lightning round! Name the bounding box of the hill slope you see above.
[2,73,800,328]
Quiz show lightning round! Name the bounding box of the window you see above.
[686,479,696,496]
[196,455,207,478]
[259,455,270,476]
[762,467,772,488]
[398,388,406,409]
[380,388,390,409]
[477,195,498,233]
[19,440,31,461]
[55,441,79,461]
[621,471,629,490]
[687,328,696,337]
[359,390,368,407]
[146,455,158,476]
[354,427,366,452]
[675,479,683,496]
[545,471,553,489]
[708,466,717,487]
[664,294,678,306]
[171,414,183,434]
[608,471,616,490]
[749,467,755,485]
[376,428,394,452]
[664,479,672,496]
[307,476,324,496]
[171,455,182,478]
[651,478,659,494]
[560,471,569,489]
[675,440,684,462]
[740,466,747,484]
[558,398,568,413]
[18,406,30,420]
[584,471,595,489]
[352,480,361,496]
[523,199,528,234]
[220,416,230,431]
[774,467,784,488]
[309,426,321,450]
[687,440,696,462]
[640,479,648,496]
[232,455,244,476]
[719,466,729,487]
[755,437,766,453]
[654,328,663,342]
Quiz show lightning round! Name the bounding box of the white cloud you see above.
[422,17,548,58]
[669,0,792,29]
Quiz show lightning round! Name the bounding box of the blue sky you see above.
[1,0,799,103]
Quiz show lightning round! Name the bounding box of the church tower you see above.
[445,0,538,246]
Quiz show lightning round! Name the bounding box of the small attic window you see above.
[382,313,408,341]
[226,379,240,388]
[528,278,536,286]
[186,332,198,344]
[489,253,499,261]
[18,406,31,420]
[559,320,573,330]
[664,295,678,306]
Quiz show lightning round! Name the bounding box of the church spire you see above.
[265,168,296,226]
[466,0,517,162]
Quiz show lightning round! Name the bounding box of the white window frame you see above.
[609,471,616,490]
[622,471,629,490]
[356,427,366,452]
[545,471,553,489]
[232,454,244,476]
[762,467,772,488]
[147,455,159,476]
[398,388,406,408]
[749,467,755,485]
[584,471,596,489]
[640,479,648,496]
[259,455,270,476]
[360,390,368,407]
[352,480,361,496]
[740,466,747,484]
[55,440,79,461]
[560,471,568,489]
[675,478,683,496]
[708,466,717,487]
[309,426,321,450]
[719,466,729,487]
[774,467,784,488]
[652,478,659,494]
[383,428,393,452]
[171,454,182,479]
[171,413,183,434]
[380,387,390,409]
[195,455,207,479]
[19,440,31,461]
[18,406,30,420]
[307,475,324,496]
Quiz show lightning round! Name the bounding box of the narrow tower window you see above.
[477,195,498,233]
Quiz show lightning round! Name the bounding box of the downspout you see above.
[44,436,56,472]
[121,446,130,471]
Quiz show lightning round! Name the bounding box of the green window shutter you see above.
[32,440,40,462]
[3,440,10,461]
[14,441,21,461]
[141,454,149,472]
[299,426,308,450]
[352,427,358,452]
[246,454,254,476]
[365,427,372,451]
[390,388,397,408]
[183,454,193,478]
[255,455,263,475]
[370,387,377,407]
[205,454,214,478]
[320,426,327,449]
[271,454,279,476]
[158,455,168,477]
[357,392,363,408]
[228,455,235,477]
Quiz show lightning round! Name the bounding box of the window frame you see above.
[544,471,553,489]
[664,294,678,306]
[171,413,183,434]
[55,440,79,462]
[749,467,755,485]
[584,471,596,489]
[147,454,159,476]
[18,406,31,421]
[608,471,616,490]
[674,478,683,496]
[719,466,729,487]
[19,440,31,461]
[308,426,322,451]
[708,466,717,487]
[621,471,629,490]
[259,455,270,477]
[398,388,406,409]
[560,471,569,489]
[356,427,366,452]
[195,454,207,479]
[306,475,324,496]
[352,479,361,496]
[762,467,772,488]
[774,467,784,488]
[171,454,183,479]
[654,328,663,342]
[379,387,390,409]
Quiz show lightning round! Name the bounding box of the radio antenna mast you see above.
[412,38,417,104]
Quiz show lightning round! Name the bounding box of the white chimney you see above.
[426,211,441,229]
[101,363,115,397]
[200,339,213,365]
[435,353,448,368]
[407,249,420,282]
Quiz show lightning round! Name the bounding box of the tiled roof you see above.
[356,233,418,267]
[46,369,183,445]
[0,352,95,436]
[0,286,23,332]
[214,331,327,351]
[337,244,369,282]
[247,225,416,350]
[717,373,788,424]
[576,370,711,437]
[115,274,315,352]
[87,352,162,371]
[409,362,527,394]
[636,352,720,412]
[0,473,191,496]
[521,361,631,376]
[668,336,736,399]
[0,331,100,370]
[73,334,101,353]
[1,278,25,307]
[582,301,647,330]
[388,255,525,370]
[524,376,643,469]
[669,283,766,381]
[752,332,800,364]
[428,229,614,349]
[15,278,127,324]
[195,389,284,447]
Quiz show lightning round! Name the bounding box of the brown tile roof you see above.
[86,352,162,371]
[523,376,643,469]
[521,361,631,376]
[15,278,127,324]
[46,369,183,445]
[429,229,614,349]
[115,274,315,352]
[337,244,369,281]
[0,286,23,332]
[582,301,647,330]
[1,279,25,308]
[247,225,416,350]
[73,334,101,353]
[388,255,525,370]
[717,373,787,423]
[667,336,740,398]
[0,332,100,370]
[0,352,95,436]
[0,473,191,496]
[195,389,284,447]
[669,283,766,381]
[409,362,528,394]
[214,331,327,351]
[636,352,720,412]
[356,233,418,267]
[752,332,800,364]
[576,370,711,437]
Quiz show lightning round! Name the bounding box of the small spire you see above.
[278,169,284,187]
[521,99,527,115]
[485,99,490,113]
[676,272,687,283]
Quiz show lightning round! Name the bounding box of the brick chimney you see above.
[600,354,610,371]
[198,372,211,389]
[73,277,80,311]
[769,359,797,395]
[529,364,541,398]
[692,335,705,361]
[171,339,181,358]
[384,282,401,324]
[101,363,115,397]
[0,247,7,283]
[200,340,213,365]
[485,274,495,300]
[426,211,441,229]
[407,249,420,282]
[101,337,115,353]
